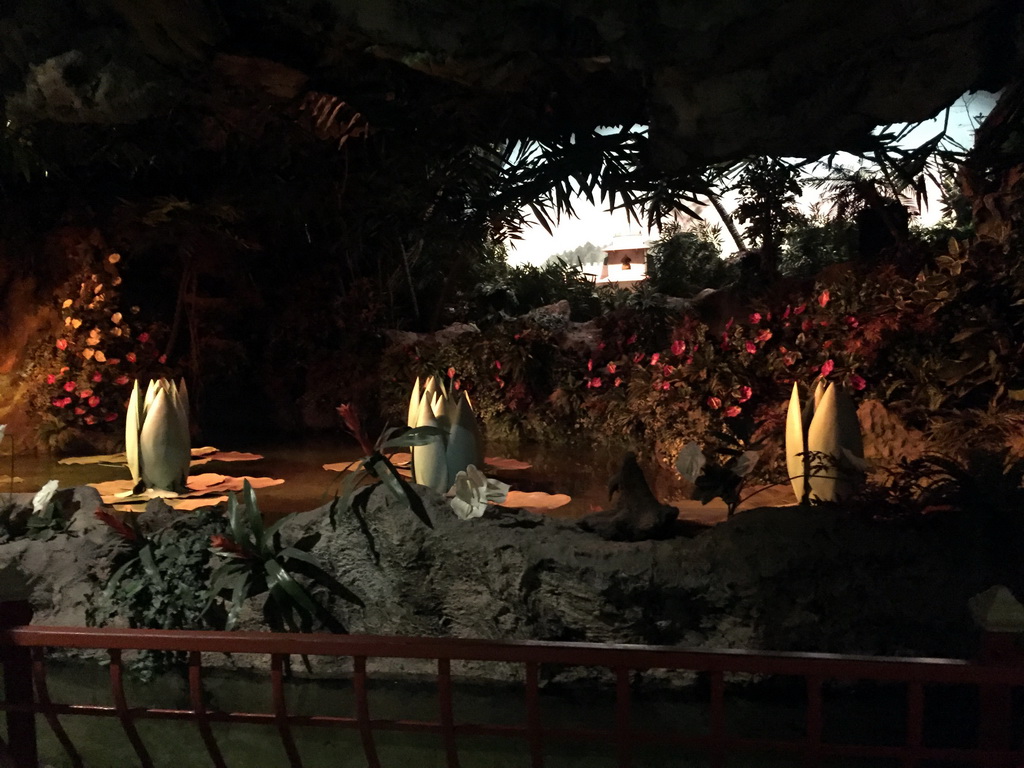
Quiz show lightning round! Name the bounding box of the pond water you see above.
[1,436,787,523]
[21,662,966,768]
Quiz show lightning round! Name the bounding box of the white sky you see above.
[505,91,998,266]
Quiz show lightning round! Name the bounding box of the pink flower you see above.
[607,362,617,374]
[671,339,686,356]
[737,385,752,403]
[494,360,502,370]
[51,397,65,408]
[801,319,813,333]
[78,389,93,399]
[453,380,461,390]
[103,413,117,423]
[589,377,602,388]
[63,381,77,392]
[114,375,130,386]
[84,415,97,425]
[662,365,673,377]
[86,395,100,407]
[793,304,806,315]
[720,333,730,350]
[745,341,757,355]
[756,329,772,343]
[725,317,735,330]
[820,359,835,378]
[749,312,762,323]
[661,381,671,391]
[158,355,167,364]
[845,315,859,329]
[126,352,137,363]
[724,405,742,418]
[46,374,56,384]
[446,367,455,378]
[614,377,622,387]
[783,354,796,367]
[626,334,637,345]
[587,359,593,371]
[496,377,505,389]
[782,305,792,320]
[818,290,830,307]
[55,339,68,351]
[632,353,644,364]
[137,332,150,343]
[74,407,86,415]
[91,372,103,383]
[850,374,867,391]
[706,396,722,410]
[649,353,660,366]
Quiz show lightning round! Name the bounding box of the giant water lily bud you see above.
[785,380,864,503]
[126,378,190,492]
[408,376,484,491]
[412,392,448,492]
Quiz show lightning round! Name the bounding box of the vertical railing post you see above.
[0,601,37,768]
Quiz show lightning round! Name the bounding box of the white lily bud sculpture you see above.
[126,378,191,493]
[407,376,485,493]
[785,379,866,503]
[450,465,510,520]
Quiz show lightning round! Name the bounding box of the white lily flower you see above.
[126,378,190,492]
[32,480,59,514]
[785,380,864,502]
[409,377,485,490]
[449,465,510,520]
[675,442,706,483]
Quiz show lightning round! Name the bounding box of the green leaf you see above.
[265,558,319,616]
[244,480,264,544]
[380,425,446,449]
[365,453,434,528]
[138,545,165,590]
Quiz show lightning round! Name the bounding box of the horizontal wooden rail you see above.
[0,603,1021,768]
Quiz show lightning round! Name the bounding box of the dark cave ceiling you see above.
[1,0,1022,169]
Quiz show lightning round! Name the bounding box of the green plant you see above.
[645,223,733,296]
[208,481,363,632]
[92,507,226,679]
[675,429,762,517]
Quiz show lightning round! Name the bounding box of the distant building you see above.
[582,233,650,287]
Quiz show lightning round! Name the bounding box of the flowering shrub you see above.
[33,251,171,439]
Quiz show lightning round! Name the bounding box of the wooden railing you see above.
[0,601,1021,767]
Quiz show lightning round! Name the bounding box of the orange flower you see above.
[55,339,68,351]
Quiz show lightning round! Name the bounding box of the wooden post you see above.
[978,630,1018,755]
[0,601,36,768]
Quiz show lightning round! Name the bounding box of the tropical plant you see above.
[675,427,762,517]
[208,481,363,633]
[645,222,732,296]
[733,157,806,277]
[92,507,226,679]
[126,378,190,493]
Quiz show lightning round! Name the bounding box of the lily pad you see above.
[497,490,570,510]
[484,457,532,471]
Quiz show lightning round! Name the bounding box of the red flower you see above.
[158,355,167,364]
[210,534,247,556]
[336,403,374,455]
[661,381,671,391]
[46,374,56,384]
[446,367,455,379]
[783,354,796,367]
[137,332,150,343]
[587,359,593,371]
[649,353,660,366]
[453,380,461,391]
[756,329,772,343]
[745,341,757,354]
[84,415,96,425]
[626,334,637,345]
[614,377,622,387]
[707,396,722,410]
[850,374,867,391]
[801,319,813,333]
[671,339,686,356]
[63,381,77,392]
[724,405,742,418]
[845,315,859,329]
[55,339,68,351]
[88,395,100,408]
[78,388,93,399]
[106,358,120,365]
[103,413,117,423]
[782,305,792,320]
[820,359,835,377]
[114,375,130,385]
[74,407,86,415]
[632,353,644,364]
[589,377,602,388]
[51,397,66,408]
[794,304,806,315]
[496,377,505,389]
[607,362,617,374]
[737,386,752,403]
[749,312,762,323]
[494,360,502,370]
[720,333,730,350]
[126,353,137,363]
[91,372,103,383]
[662,365,673,377]
[725,317,735,330]
[818,290,830,307]
[95,510,138,542]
